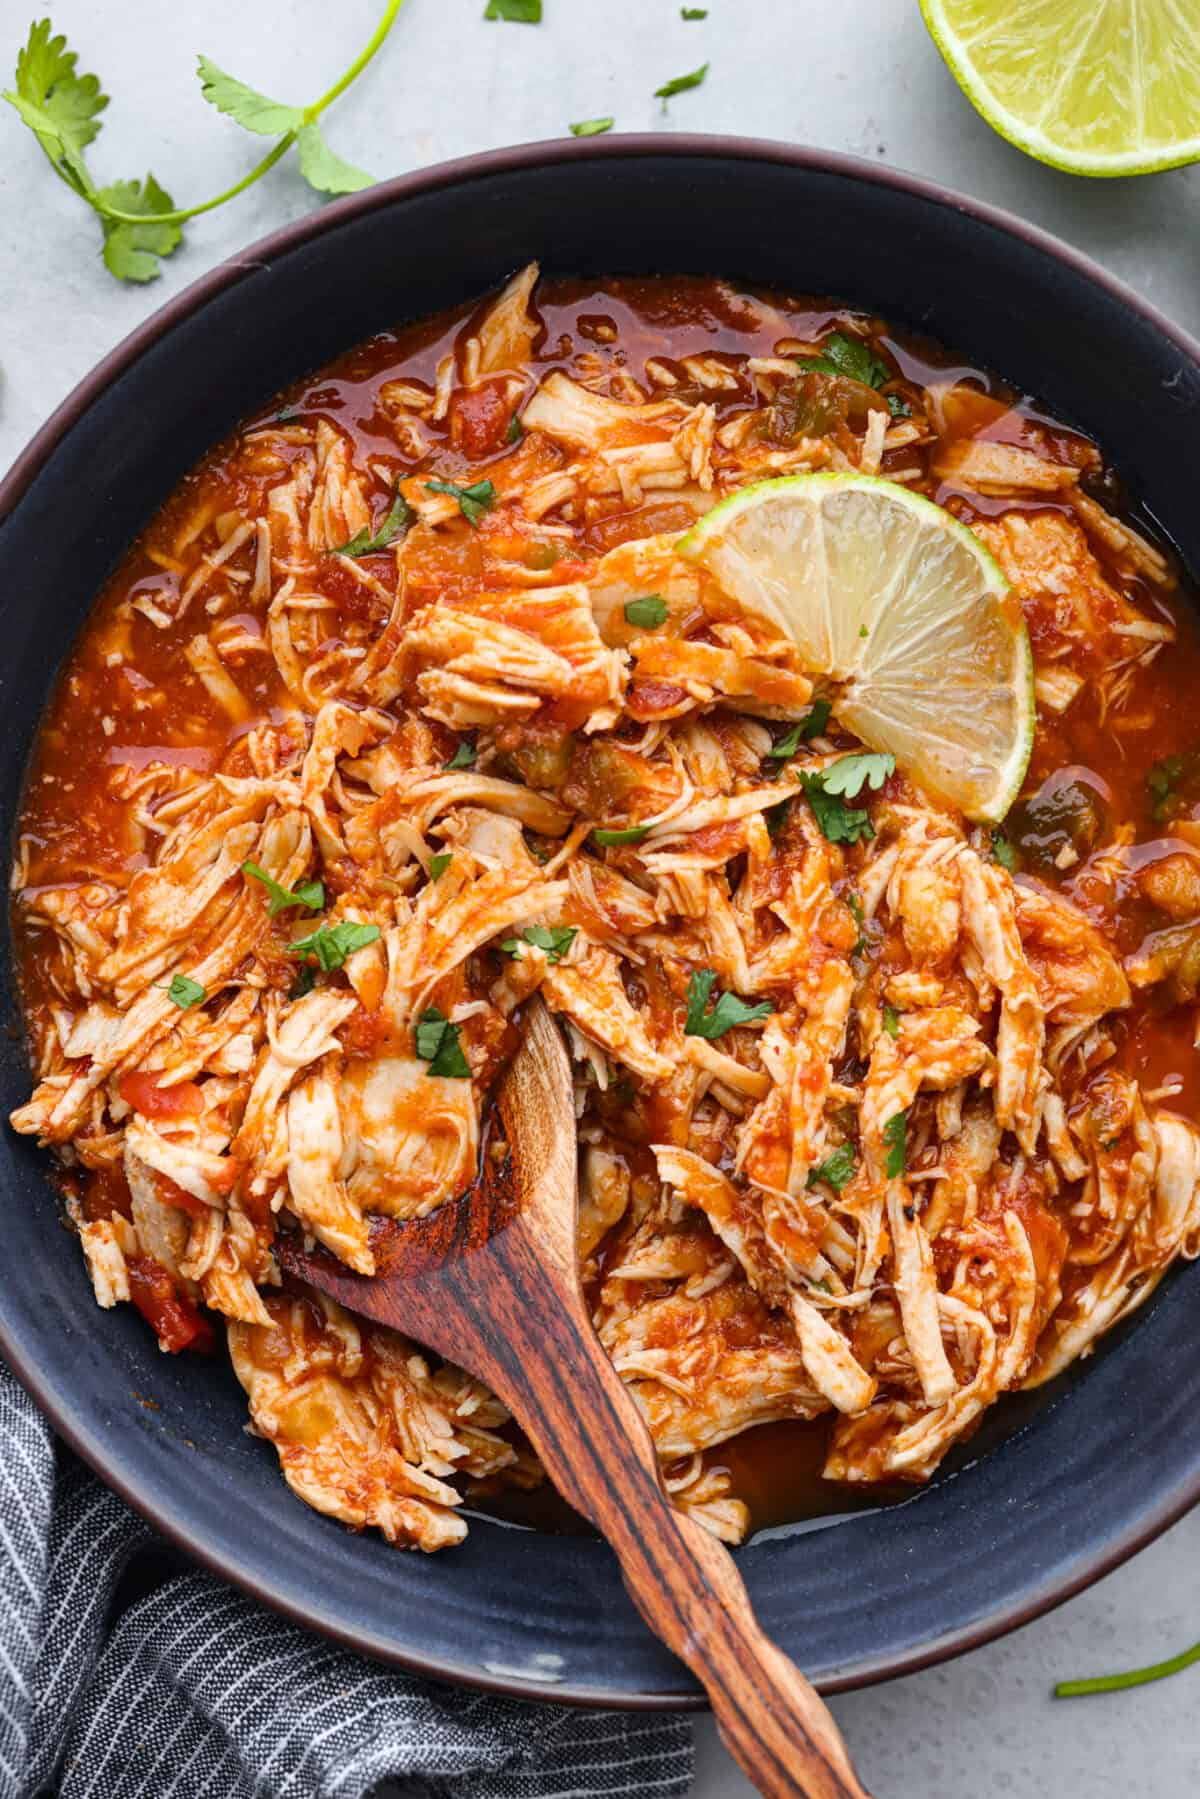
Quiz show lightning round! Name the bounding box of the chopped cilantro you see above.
[798,774,874,846]
[883,1005,900,1039]
[681,4,708,13]
[883,1110,907,1179]
[484,0,541,17]
[167,974,206,1009]
[806,1144,856,1193]
[500,924,578,964]
[685,970,771,1040]
[991,827,1017,872]
[241,861,324,918]
[594,825,650,847]
[415,1006,472,1077]
[886,393,912,419]
[424,477,497,527]
[847,891,866,956]
[798,330,891,391]
[428,852,453,880]
[818,752,895,800]
[505,412,524,442]
[654,62,708,100]
[624,594,669,629]
[569,117,614,137]
[331,487,414,557]
[765,800,790,838]
[765,698,832,760]
[446,740,477,770]
[288,920,380,972]
[289,964,316,1001]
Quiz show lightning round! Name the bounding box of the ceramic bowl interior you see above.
[2,139,1198,1706]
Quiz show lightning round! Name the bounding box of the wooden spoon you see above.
[276,997,874,1799]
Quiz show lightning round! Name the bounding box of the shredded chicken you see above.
[13,266,1200,1553]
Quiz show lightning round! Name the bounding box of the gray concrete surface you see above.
[2,2,1199,1793]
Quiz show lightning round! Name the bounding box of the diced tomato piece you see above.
[82,1164,134,1223]
[449,379,513,459]
[118,1072,205,1121]
[126,1255,214,1354]
[152,1170,210,1220]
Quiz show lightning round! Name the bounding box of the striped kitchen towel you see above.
[0,1365,693,1799]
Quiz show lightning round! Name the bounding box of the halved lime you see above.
[676,473,1034,823]
[921,0,1200,177]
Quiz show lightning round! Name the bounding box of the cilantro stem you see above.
[1055,1639,1200,1698]
[83,0,403,230]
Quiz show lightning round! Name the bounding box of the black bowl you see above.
[2,137,1199,1708]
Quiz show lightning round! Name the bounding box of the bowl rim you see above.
[2,132,1200,1708]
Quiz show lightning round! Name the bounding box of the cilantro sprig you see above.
[415,1006,472,1078]
[806,1145,856,1194]
[765,698,831,762]
[4,4,404,283]
[288,919,380,972]
[242,861,324,918]
[798,330,891,392]
[799,753,895,846]
[501,924,578,964]
[331,487,415,557]
[685,970,771,1041]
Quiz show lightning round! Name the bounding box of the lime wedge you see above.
[921,0,1200,176]
[676,473,1034,823]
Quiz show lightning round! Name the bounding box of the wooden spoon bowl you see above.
[277,998,874,1799]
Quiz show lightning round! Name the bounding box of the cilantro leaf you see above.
[428,852,453,880]
[883,1005,900,1039]
[296,120,373,194]
[594,825,650,847]
[991,827,1017,872]
[242,860,324,918]
[290,964,316,1000]
[799,330,890,391]
[765,698,832,761]
[798,773,874,846]
[288,920,380,972]
[195,57,302,134]
[506,412,524,442]
[806,1144,856,1193]
[655,63,708,100]
[97,174,182,282]
[415,1006,472,1078]
[424,477,497,527]
[685,970,771,1040]
[5,20,107,189]
[819,752,895,800]
[446,740,477,770]
[167,974,206,1009]
[332,487,414,556]
[485,0,542,17]
[886,393,911,419]
[681,5,708,14]
[624,594,668,629]
[570,117,614,137]
[501,925,578,964]
[883,1110,907,1180]
[846,891,866,957]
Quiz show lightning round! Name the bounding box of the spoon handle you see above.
[475,1252,875,1799]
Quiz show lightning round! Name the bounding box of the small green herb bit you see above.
[846,891,866,956]
[415,1006,472,1078]
[1056,1638,1200,1699]
[883,1005,901,1039]
[685,970,771,1040]
[655,62,708,101]
[681,6,708,15]
[446,739,477,770]
[886,393,911,419]
[485,0,542,18]
[798,773,873,846]
[505,412,524,442]
[332,487,415,557]
[242,860,325,918]
[289,919,381,972]
[798,330,891,391]
[501,924,578,963]
[883,1110,907,1179]
[593,824,650,847]
[820,752,895,799]
[991,827,1017,872]
[424,477,497,527]
[570,117,614,137]
[624,594,668,629]
[167,974,206,1009]
[428,852,453,880]
[766,698,832,762]
[806,1144,856,1193]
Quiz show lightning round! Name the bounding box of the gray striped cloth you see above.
[0,1364,692,1799]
